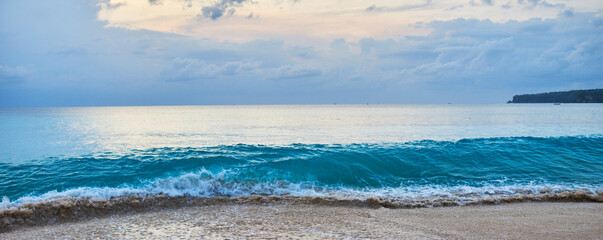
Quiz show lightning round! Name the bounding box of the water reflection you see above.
[1,104,602,162]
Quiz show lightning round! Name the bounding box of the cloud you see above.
[161,57,323,82]
[365,0,432,12]
[276,65,322,79]
[356,12,603,90]
[330,39,349,52]
[93,0,599,42]
[482,0,493,6]
[173,12,601,94]
[517,0,565,8]
[97,0,126,9]
[201,0,249,20]
[0,65,34,84]
[161,58,261,81]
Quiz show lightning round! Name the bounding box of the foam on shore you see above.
[2,190,602,232]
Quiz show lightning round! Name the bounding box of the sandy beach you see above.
[2,202,601,239]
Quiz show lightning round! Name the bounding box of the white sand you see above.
[2,202,602,239]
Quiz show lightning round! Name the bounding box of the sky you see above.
[0,0,602,107]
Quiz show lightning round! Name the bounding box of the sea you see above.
[1,104,602,210]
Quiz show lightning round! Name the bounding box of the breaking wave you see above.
[1,136,602,231]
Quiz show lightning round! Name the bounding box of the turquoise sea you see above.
[1,104,602,208]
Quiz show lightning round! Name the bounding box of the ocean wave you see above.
[1,167,601,208]
[2,136,602,200]
[1,135,602,231]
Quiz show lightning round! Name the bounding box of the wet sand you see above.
[1,202,601,239]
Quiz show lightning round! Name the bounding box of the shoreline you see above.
[1,201,601,239]
[2,190,602,232]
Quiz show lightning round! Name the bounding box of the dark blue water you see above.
[1,105,602,207]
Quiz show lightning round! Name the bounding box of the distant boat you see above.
[554,103,561,105]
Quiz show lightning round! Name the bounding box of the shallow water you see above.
[1,104,602,207]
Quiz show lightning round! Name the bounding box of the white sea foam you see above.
[2,169,601,209]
